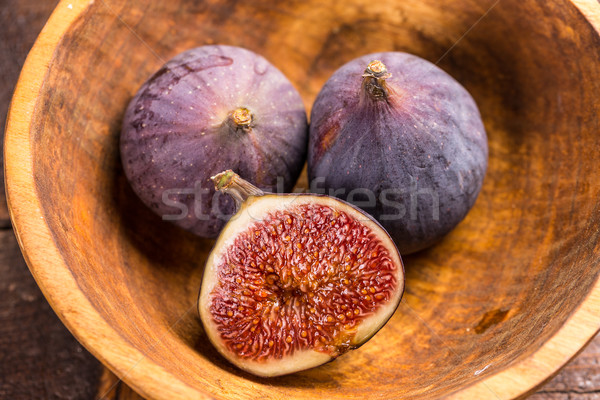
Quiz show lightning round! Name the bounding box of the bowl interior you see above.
[25,0,600,398]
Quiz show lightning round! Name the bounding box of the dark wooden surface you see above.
[529,337,600,399]
[0,1,598,399]
[0,1,109,399]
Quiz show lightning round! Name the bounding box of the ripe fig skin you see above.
[308,52,488,254]
[121,45,308,238]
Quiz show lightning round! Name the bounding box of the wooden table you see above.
[1,1,598,398]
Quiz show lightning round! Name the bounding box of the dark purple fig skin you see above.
[121,45,308,238]
[308,52,488,254]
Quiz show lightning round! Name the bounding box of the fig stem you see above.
[211,170,265,207]
[362,60,391,100]
[230,107,253,132]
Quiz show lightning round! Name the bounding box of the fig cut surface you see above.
[199,174,404,377]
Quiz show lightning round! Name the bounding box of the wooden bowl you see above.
[5,0,600,398]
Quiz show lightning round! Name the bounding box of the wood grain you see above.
[96,369,145,400]
[94,334,600,399]
[0,1,106,398]
[0,0,61,228]
[4,0,600,399]
[530,335,600,399]
[0,230,103,399]
[0,1,142,399]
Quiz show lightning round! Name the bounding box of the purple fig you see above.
[308,53,488,254]
[121,45,308,237]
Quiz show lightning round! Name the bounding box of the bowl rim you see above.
[4,0,600,399]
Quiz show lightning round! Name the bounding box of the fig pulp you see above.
[121,45,308,238]
[308,53,488,254]
[198,171,404,377]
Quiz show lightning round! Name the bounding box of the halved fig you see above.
[198,170,404,377]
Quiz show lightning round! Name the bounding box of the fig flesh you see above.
[198,171,404,377]
[121,45,308,238]
[308,53,488,254]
